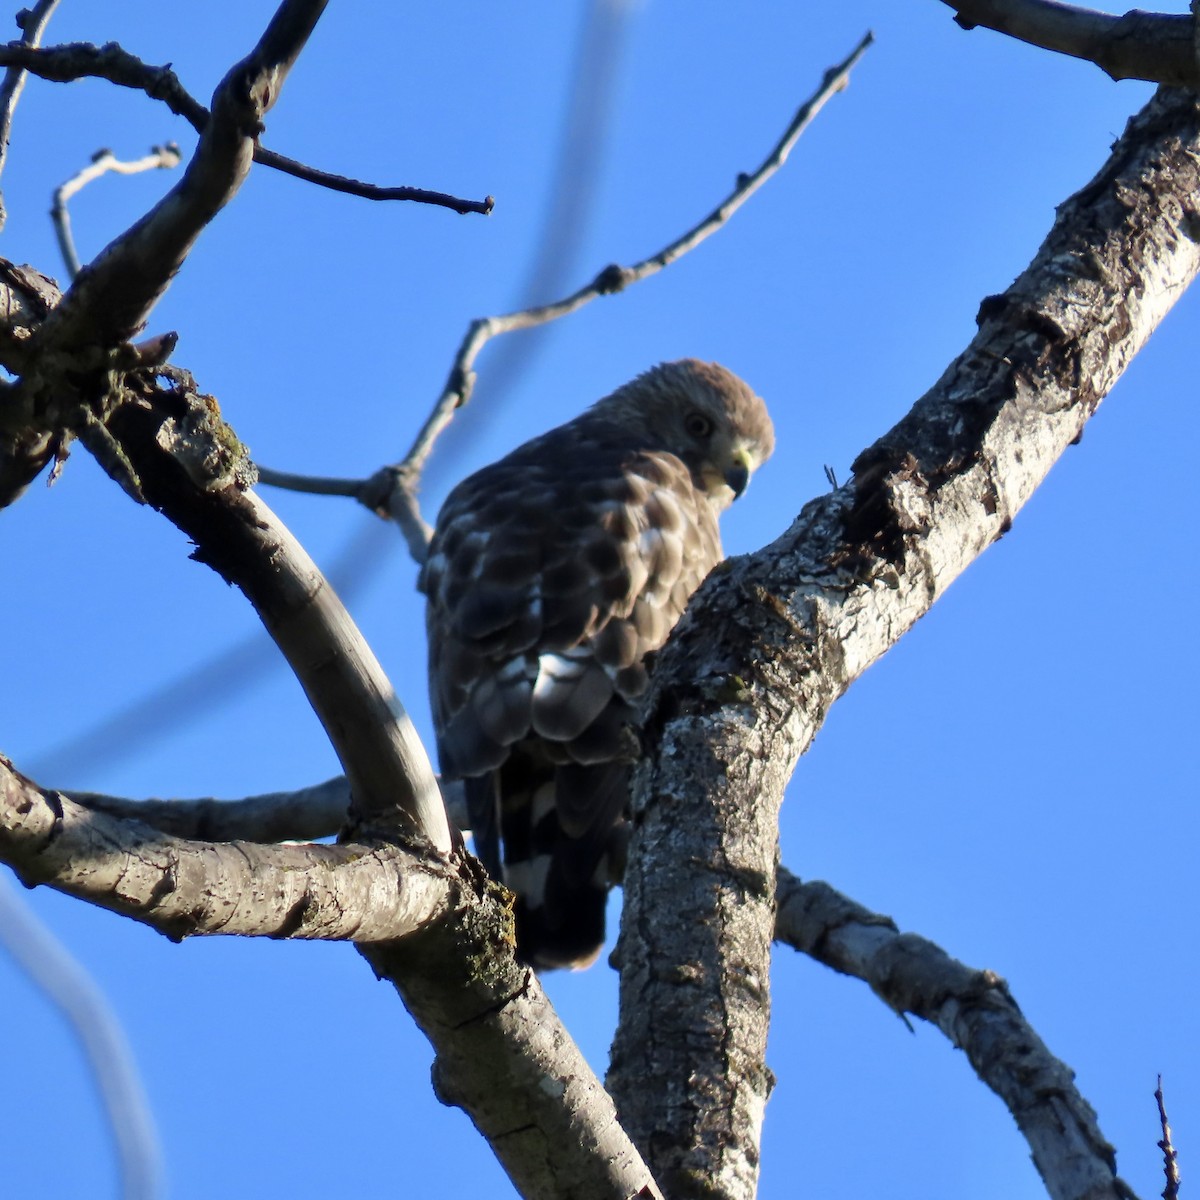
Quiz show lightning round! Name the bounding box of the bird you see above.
[419,359,774,968]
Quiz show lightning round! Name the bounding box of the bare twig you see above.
[0,0,62,230]
[253,463,361,498]
[941,0,1195,86]
[426,0,635,473]
[775,872,1139,1200]
[387,30,873,551]
[0,872,163,1200]
[51,144,183,279]
[0,40,493,215]
[254,147,493,213]
[260,30,875,562]
[1156,1077,1181,1200]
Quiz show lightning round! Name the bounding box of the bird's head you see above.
[605,359,775,511]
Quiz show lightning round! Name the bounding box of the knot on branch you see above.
[593,263,633,294]
[148,368,254,492]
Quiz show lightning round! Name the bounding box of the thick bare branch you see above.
[260,31,875,563]
[775,872,1138,1200]
[0,756,449,941]
[0,0,62,229]
[362,906,664,1200]
[93,366,452,852]
[0,40,492,215]
[941,0,1195,86]
[610,85,1200,1200]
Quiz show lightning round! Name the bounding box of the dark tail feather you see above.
[463,773,502,879]
[515,877,608,970]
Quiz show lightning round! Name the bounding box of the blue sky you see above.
[2,3,1196,1198]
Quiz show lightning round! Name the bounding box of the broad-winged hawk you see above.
[420,359,774,967]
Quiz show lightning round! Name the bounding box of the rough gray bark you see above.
[364,902,663,1200]
[609,85,1200,1200]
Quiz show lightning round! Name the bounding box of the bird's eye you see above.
[685,412,713,438]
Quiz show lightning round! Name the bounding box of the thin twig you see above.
[253,463,360,497]
[1156,1076,1181,1200]
[0,0,62,230]
[0,872,163,1200]
[395,32,873,532]
[51,144,182,279]
[0,40,493,215]
[259,31,875,562]
[255,146,493,213]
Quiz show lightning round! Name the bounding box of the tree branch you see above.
[66,775,470,843]
[362,914,664,1200]
[253,148,494,213]
[0,261,62,505]
[0,7,452,852]
[940,0,1195,86]
[774,871,1138,1200]
[1155,1077,1180,1200]
[610,85,1200,1200]
[0,755,450,941]
[0,40,493,215]
[68,776,352,842]
[98,365,452,852]
[260,31,876,564]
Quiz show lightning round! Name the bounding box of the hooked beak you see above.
[724,449,752,499]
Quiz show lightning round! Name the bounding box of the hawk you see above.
[420,359,774,968]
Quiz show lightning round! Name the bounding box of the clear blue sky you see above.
[2,3,1196,1198]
